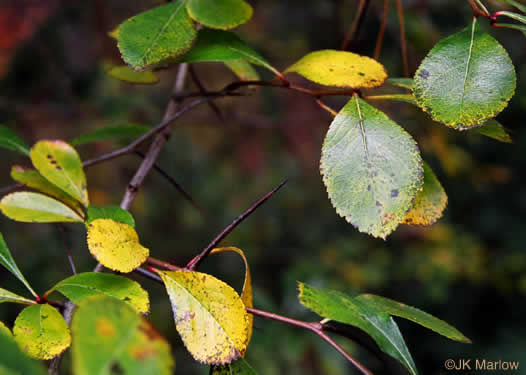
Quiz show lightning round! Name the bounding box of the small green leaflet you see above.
[30,140,89,207]
[356,294,471,343]
[0,233,37,298]
[0,288,35,305]
[72,296,174,375]
[211,357,258,374]
[472,119,512,143]
[106,65,160,84]
[186,0,253,30]
[320,95,423,239]
[0,125,30,156]
[298,283,417,375]
[86,205,135,227]
[0,192,85,223]
[117,2,197,71]
[180,29,280,76]
[45,272,149,313]
[413,18,516,129]
[387,78,414,90]
[13,304,71,360]
[71,123,151,146]
[0,329,47,375]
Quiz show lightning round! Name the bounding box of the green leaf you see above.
[0,328,47,375]
[11,166,85,216]
[495,0,526,14]
[0,288,35,305]
[494,22,526,35]
[413,18,516,129]
[186,0,253,30]
[180,29,280,75]
[30,140,89,207]
[0,125,30,156]
[117,2,197,71]
[158,270,250,365]
[472,119,512,143]
[87,219,149,273]
[211,358,258,375]
[224,59,260,81]
[0,192,85,223]
[298,283,417,375]
[86,205,135,227]
[320,96,423,239]
[106,65,160,84]
[402,162,447,226]
[356,294,471,343]
[72,296,173,375]
[71,123,151,146]
[13,304,71,360]
[387,78,414,90]
[0,233,37,298]
[46,272,149,313]
[368,94,417,105]
[285,50,387,89]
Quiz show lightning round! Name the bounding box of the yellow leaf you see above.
[210,247,253,346]
[13,304,71,360]
[87,219,149,273]
[402,163,447,226]
[158,270,250,365]
[285,50,387,89]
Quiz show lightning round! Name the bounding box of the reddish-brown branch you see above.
[341,0,371,51]
[186,180,287,271]
[396,0,409,77]
[247,308,374,375]
[146,257,185,272]
[374,0,390,60]
[467,0,490,17]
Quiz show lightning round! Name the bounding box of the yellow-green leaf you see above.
[0,328,47,375]
[285,50,387,89]
[158,270,250,365]
[0,192,85,223]
[0,288,35,305]
[186,0,253,30]
[46,272,149,314]
[402,163,447,226]
[72,296,173,375]
[106,65,160,84]
[0,321,11,336]
[211,247,253,344]
[472,119,513,143]
[87,219,149,273]
[13,304,71,360]
[30,140,89,207]
[11,166,85,216]
[225,59,260,81]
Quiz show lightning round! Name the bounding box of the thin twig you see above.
[247,308,374,375]
[134,151,204,215]
[467,0,490,17]
[315,98,337,117]
[341,0,371,51]
[189,64,224,122]
[186,180,287,271]
[57,224,76,275]
[374,0,390,60]
[146,257,185,272]
[396,0,409,77]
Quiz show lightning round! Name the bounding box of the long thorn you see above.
[186,180,288,270]
[374,0,390,60]
[189,65,225,122]
[134,151,205,215]
[57,224,76,275]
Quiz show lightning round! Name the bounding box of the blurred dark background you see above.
[0,0,525,374]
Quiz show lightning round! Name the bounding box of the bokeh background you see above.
[0,0,525,374]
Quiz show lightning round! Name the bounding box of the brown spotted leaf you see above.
[72,296,173,375]
[158,270,250,365]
